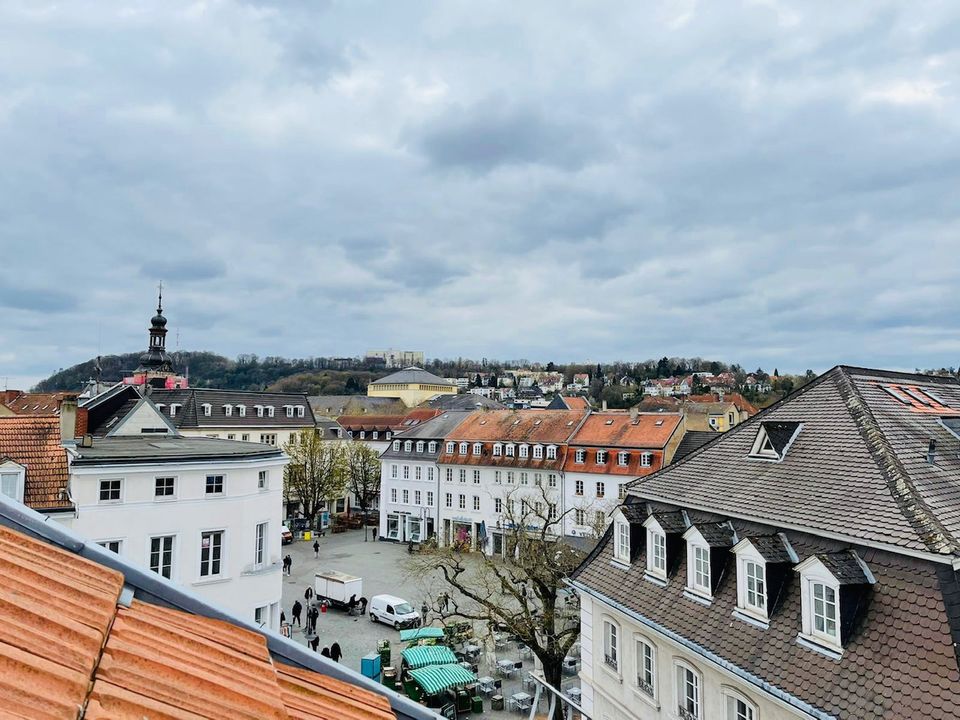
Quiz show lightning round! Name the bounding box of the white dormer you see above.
[0,460,26,503]
[155,403,165,412]
[612,508,631,565]
[617,451,629,466]
[546,445,557,460]
[505,443,515,457]
[643,515,668,583]
[640,451,652,467]
[575,449,586,464]
[473,442,483,455]
[683,526,714,601]
[416,441,425,453]
[169,403,181,417]
[405,440,413,452]
[795,552,874,657]
[297,405,305,417]
[596,449,608,464]
[224,404,233,417]
[201,403,212,417]
[446,441,455,453]
[730,535,797,627]
[519,444,529,458]
[267,406,274,418]
[237,404,246,417]
[493,442,503,457]
[285,405,294,418]
[393,440,401,451]
[428,441,437,453]
[533,444,543,459]
[749,421,802,461]
[459,442,468,455]
[255,405,264,417]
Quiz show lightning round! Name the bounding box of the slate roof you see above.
[369,367,455,388]
[763,420,801,454]
[151,388,316,428]
[634,366,960,555]
[337,415,408,432]
[692,521,736,547]
[70,436,284,466]
[672,430,718,461]
[816,550,873,585]
[421,394,505,411]
[0,523,396,720]
[309,396,407,419]
[573,513,960,720]
[742,534,795,563]
[381,412,473,462]
[0,416,71,511]
[649,509,688,534]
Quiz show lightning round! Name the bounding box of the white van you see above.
[369,594,421,630]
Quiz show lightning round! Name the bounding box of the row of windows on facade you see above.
[389,487,435,506]
[204,432,277,445]
[97,470,270,503]
[97,523,270,581]
[601,617,758,720]
[357,430,390,440]
[615,515,869,656]
[443,441,559,460]
[156,403,305,419]
[438,492,559,518]
[442,467,560,488]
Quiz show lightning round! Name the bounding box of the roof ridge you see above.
[833,367,960,555]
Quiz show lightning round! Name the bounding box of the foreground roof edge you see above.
[0,494,440,720]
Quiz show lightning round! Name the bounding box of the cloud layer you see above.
[1,0,959,385]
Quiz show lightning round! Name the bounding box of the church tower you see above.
[127,285,186,389]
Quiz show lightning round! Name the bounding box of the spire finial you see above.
[157,281,163,314]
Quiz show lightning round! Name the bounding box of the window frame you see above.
[472,442,483,455]
[674,660,703,720]
[575,448,585,464]
[797,557,845,653]
[614,520,630,563]
[722,687,758,720]
[199,529,225,579]
[204,474,225,496]
[154,475,176,500]
[602,617,620,673]
[459,442,468,455]
[634,635,658,702]
[643,517,668,581]
[254,521,268,568]
[149,534,175,580]
[617,451,629,467]
[546,445,557,460]
[98,478,123,504]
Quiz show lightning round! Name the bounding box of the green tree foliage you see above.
[283,431,347,528]
[344,442,381,516]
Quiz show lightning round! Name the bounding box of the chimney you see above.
[630,406,639,424]
[927,439,937,464]
[59,399,78,444]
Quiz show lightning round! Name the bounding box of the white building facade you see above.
[61,436,288,631]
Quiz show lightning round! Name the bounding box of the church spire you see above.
[136,285,173,375]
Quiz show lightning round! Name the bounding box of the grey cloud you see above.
[141,257,227,282]
[0,286,76,313]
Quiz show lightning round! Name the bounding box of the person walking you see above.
[305,586,314,605]
[309,605,320,634]
[321,647,331,658]
[310,636,320,652]
[280,610,286,626]
[330,642,342,663]
[421,601,428,624]
[292,600,303,627]
[285,554,293,576]
[313,539,320,558]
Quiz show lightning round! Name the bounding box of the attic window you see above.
[655,420,664,426]
[795,551,875,656]
[534,419,542,425]
[749,422,801,461]
[605,419,614,426]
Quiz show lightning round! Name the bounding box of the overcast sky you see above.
[2,1,959,388]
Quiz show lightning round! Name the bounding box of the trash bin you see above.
[378,639,391,668]
[491,695,504,711]
[382,667,397,687]
[471,696,483,714]
[361,653,381,680]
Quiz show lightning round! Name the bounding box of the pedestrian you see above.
[443,592,450,612]
[285,554,293,576]
[321,647,331,658]
[330,642,342,663]
[313,539,320,558]
[305,586,314,605]
[292,600,303,627]
[421,601,428,624]
[310,636,320,652]
[309,605,320,633]
[280,610,286,625]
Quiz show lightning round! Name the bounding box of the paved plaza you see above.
[280,528,583,717]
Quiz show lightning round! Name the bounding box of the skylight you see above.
[655,420,664,426]
[881,386,912,405]
[605,419,614,425]
[922,387,951,407]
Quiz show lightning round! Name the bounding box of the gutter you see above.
[569,579,835,720]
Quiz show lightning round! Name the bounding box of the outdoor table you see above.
[566,687,582,703]
[511,692,532,712]
[477,676,496,696]
[463,643,481,658]
[522,672,535,689]
[497,659,517,678]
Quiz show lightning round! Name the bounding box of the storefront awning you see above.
[400,627,446,642]
[401,645,458,669]
[409,663,477,695]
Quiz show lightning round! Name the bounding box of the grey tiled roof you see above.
[651,509,687,533]
[672,430,718,461]
[745,534,795,563]
[151,389,315,429]
[634,366,960,554]
[379,412,472,461]
[421,394,504,410]
[369,367,455,387]
[694,521,735,547]
[817,550,872,585]
[573,515,960,720]
[71,436,284,465]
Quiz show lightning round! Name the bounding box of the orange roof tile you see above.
[447,410,584,443]
[570,413,682,448]
[2,391,76,416]
[559,396,590,411]
[686,392,758,414]
[401,408,444,424]
[0,525,397,720]
[0,416,71,510]
[276,663,394,720]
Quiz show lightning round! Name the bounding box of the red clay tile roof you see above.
[570,412,682,448]
[0,524,396,720]
[686,392,759,414]
[2,391,76,416]
[0,416,71,510]
[558,396,590,411]
[446,410,585,443]
[401,408,444,424]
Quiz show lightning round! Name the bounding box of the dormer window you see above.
[731,534,798,626]
[237,405,246,417]
[682,523,736,603]
[749,421,802,461]
[640,452,652,468]
[596,450,608,464]
[546,445,557,460]
[169,403,181,417]
[446,441,455,453]
[359,431,366,439]
[393,440,401,451]
[473,443,483,455]
[493,443,503,456]
[202,403,212,417]
[405,441,413,452]
[428,441,437,453]
[519,444,529,458]
[224,404,233,416]
[575,449,585,464]
[416,441,425,453]
[617,451,629,466]
[505,443,515,457]
[643,516,669,582]
[385,432,391,440]
[0,462,25,503]
[285,405,294,417]
[614,520,630,563]
[533,445,543,459]
[267,406,275,418]
[297,405,305,418]
[255,405,264,417]
[795,551,874,656]
[459,442,468,454]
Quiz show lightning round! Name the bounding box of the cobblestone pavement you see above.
[280,528,583,718]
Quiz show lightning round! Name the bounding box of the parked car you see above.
[281,525,293,545]
[369,594,421,630]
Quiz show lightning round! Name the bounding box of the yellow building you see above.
[367,366,457,407]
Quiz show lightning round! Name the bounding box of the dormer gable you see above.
[682,522,737,601]
[611,503,646,564]
[731,533,798,625]
[795,550,875,655]
[749,421,802,461]
[643,509,688,583]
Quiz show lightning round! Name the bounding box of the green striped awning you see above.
[400,627,446,642]
[401,646,458,670]
[409,664,477,695]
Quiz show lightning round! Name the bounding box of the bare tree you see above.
[283,430,347,528]
[406,484,585,719]
[344,441,381,516]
